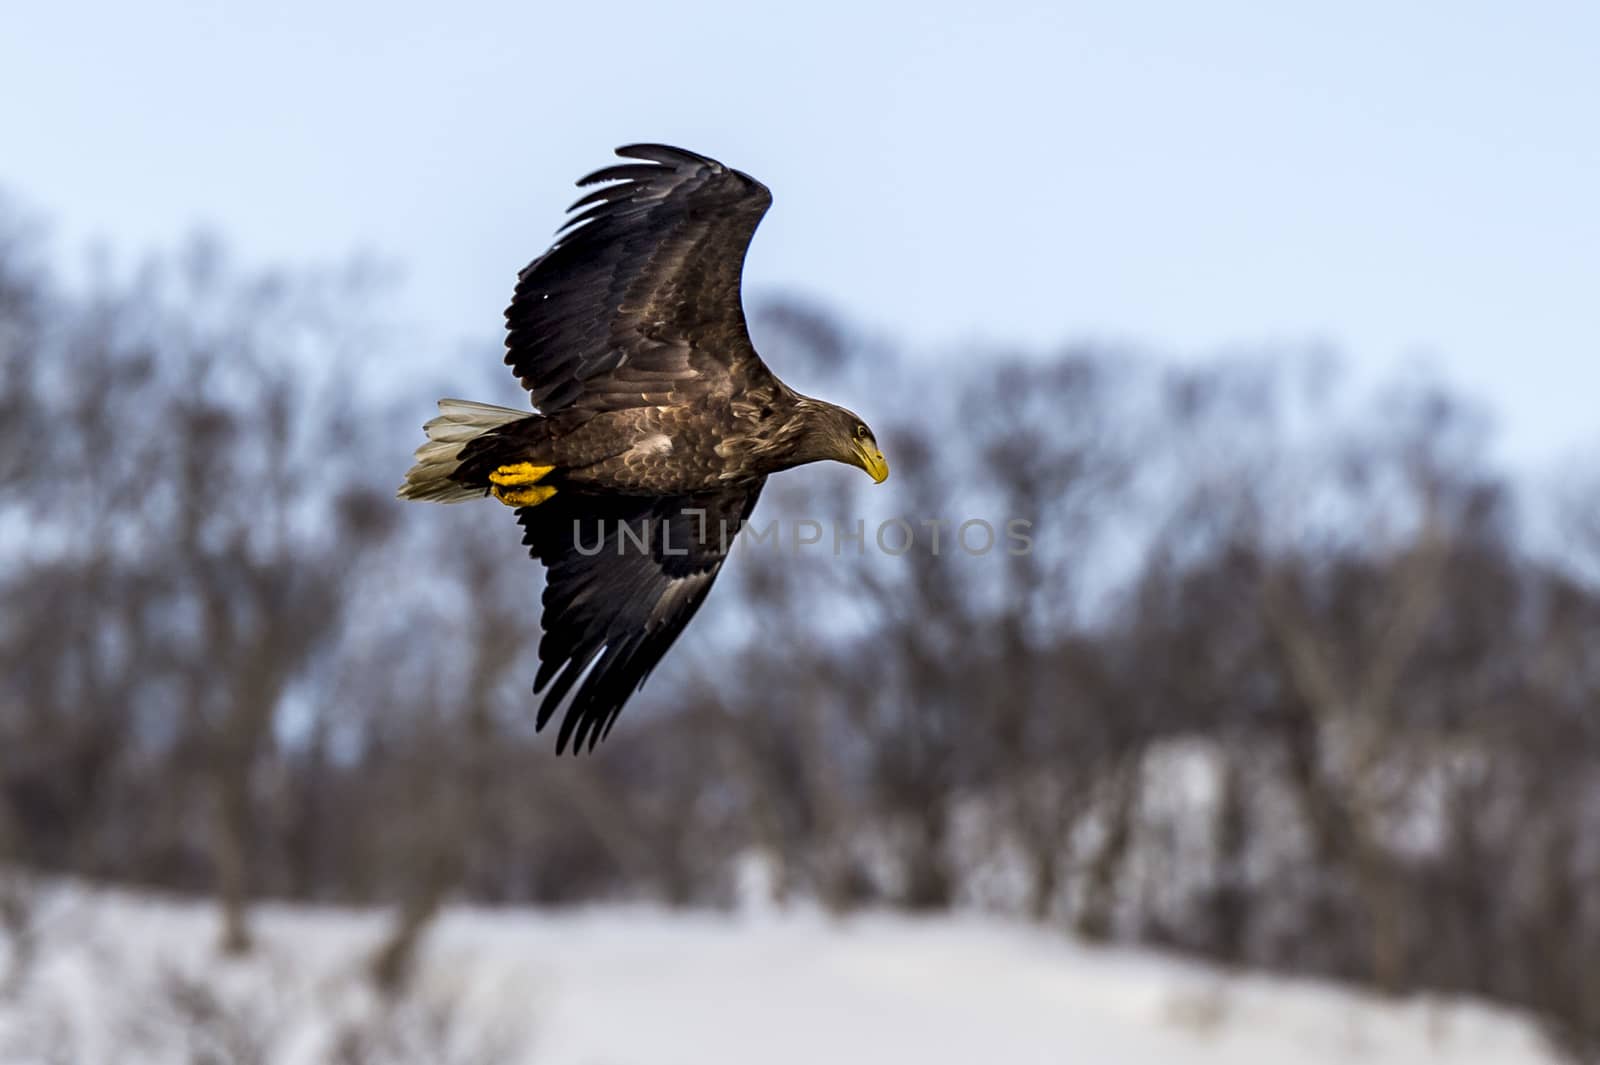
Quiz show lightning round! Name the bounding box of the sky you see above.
[3,0,1596,467]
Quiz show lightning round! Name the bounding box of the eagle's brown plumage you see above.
[399,144,887,752]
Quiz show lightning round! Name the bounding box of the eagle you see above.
[398,144,888,753]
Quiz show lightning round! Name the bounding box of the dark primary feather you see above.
[504,144,775,416]
[518,485,764,753]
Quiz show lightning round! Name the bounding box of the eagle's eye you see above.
[856,424,868,439]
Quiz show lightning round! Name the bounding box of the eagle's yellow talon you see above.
[489,463,556,506]
[493,484,557,507]
[489,462,554,487]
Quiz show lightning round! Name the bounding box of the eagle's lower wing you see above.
[518,483,764,753]
[506,144,774,415]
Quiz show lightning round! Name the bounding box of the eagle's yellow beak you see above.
[854,441,889,484]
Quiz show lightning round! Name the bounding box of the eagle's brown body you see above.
[399,145,886,752]
[456,379,818,496]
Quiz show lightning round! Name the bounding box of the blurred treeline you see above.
[2,207,1599,1055]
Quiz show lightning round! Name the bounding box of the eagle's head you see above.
[784,399,889,484]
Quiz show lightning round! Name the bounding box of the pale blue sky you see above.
[4,1,1596,464]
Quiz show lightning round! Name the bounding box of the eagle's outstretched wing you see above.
[506,144,774,415]
[518,483,764,753]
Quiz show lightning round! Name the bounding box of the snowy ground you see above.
[0,885,1561,1065]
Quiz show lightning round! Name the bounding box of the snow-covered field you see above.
[0,885,1561,1065]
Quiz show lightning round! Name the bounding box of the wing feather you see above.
[506,144,774,416]
[518,484,764,752]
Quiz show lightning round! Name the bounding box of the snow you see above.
[0,885,1560,1065]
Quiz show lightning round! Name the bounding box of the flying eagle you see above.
[399,144,888,753]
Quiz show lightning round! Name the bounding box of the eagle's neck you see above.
[759,393,845,473]
[718,383,836,476]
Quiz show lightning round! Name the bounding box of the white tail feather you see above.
[397,398,527,503]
